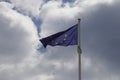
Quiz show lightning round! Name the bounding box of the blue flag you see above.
[40,24,78,48]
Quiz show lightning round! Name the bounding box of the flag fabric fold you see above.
[40,24,78,48]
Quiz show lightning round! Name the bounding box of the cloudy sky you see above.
[0,0,120,80]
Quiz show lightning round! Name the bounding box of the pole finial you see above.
[78,18,81,21]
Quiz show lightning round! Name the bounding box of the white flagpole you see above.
[77,18,82,80]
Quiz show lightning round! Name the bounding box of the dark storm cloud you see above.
[81,1,120,74]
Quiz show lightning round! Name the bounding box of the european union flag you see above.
[40,24,78,48]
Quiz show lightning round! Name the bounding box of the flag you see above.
[40,24,78,48]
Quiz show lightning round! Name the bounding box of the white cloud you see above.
[39,0,117,38]
[40,0,80,38]
[0,3,78,80]
[0,0,120,80]
[10,0,44,17]
[38,0,120,80]
[75,0,114,6]
[0,1,40,80]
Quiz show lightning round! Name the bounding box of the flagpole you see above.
[77,18,82,80]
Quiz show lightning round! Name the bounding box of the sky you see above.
[0,0,120,80]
